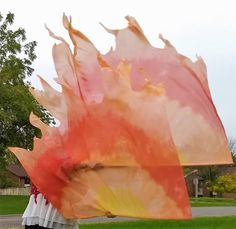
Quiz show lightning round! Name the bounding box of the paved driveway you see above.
[1,207,236,228]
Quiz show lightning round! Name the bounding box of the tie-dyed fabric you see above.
[9,15,232,220]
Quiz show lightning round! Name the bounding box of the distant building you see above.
[7,164,30,187]
[185,173,210,197]
[185,166,236,198]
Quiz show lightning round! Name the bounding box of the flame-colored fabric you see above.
[9,15,232,220]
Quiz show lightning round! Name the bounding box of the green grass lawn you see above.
[79,217,236,229]
[6,217,236,229]
[1,196,236,215]
[190,197,236,207]
[0,195,29,215]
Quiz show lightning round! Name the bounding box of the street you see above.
[1,207,236,228]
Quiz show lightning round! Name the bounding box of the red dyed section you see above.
[31,183,40,204]
[30,105,189,217]
[32,150,69,209]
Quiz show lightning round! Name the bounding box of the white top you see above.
[22,193,79,229]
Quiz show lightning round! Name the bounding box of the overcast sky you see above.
[1,0,236,137]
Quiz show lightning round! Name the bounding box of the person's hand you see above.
[106,212,116,218]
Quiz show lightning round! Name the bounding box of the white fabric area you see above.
[22,194,79,229]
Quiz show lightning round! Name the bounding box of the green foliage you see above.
[0,12,36,83]
[198,166,220,182]
[228,137,236,164]
[0,12,55,188]
[209,173,236,194]
[0,173,17,189]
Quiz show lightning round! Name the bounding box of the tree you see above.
[209,173,236,194]
[228,137,236,164]
[0,12,54,188]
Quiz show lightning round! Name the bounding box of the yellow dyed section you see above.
[96,187,147,217]
[176,148,188,165]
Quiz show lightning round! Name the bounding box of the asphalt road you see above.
[1,207,236,228]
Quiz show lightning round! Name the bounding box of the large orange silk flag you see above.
[9,16,232,220]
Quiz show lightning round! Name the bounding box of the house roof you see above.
[7,165,28,178]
